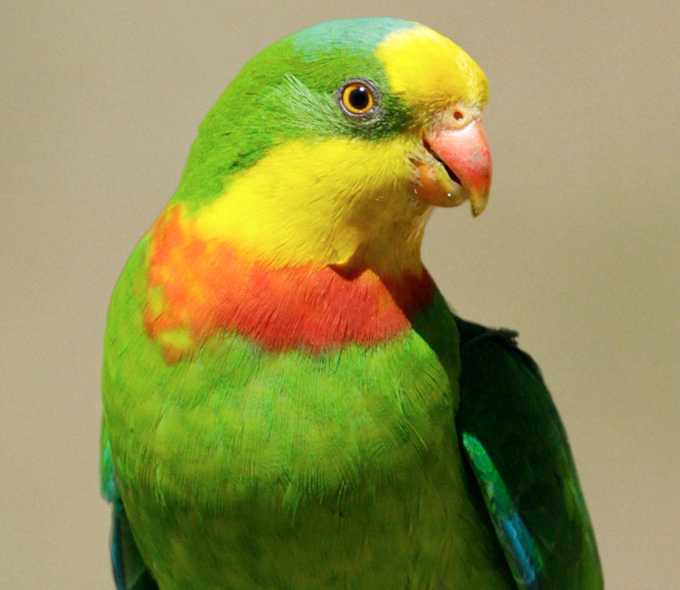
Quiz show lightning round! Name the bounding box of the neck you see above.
[182,135,432,277]
[144,206,435,360]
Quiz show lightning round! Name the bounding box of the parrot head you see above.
[168,18,491,279]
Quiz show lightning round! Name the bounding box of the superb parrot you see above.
[101,17,603,590]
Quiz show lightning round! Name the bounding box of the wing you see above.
[101,422,159,590]
[454,316,603,589]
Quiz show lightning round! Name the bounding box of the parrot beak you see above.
[412,109,492,217]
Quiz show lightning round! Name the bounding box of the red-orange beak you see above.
[413,111,492,216]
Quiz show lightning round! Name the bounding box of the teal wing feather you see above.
[454,316,603,589]
[101,423,159,590]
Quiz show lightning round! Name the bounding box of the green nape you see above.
[170,18,416,212]
[102,239,515,590]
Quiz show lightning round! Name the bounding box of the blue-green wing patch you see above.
[454,316,603,590]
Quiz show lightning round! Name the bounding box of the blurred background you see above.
[2,0,678,588]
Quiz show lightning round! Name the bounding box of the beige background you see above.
[2,1,678,588]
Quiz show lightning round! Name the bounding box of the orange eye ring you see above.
[341,82,375,115]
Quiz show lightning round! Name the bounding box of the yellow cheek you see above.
[192,135,421,269]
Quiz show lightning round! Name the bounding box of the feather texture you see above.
[101,17,601,590]
[456,319,603,589]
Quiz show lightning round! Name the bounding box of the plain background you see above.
[2,1,679,588]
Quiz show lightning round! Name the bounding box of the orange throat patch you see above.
[144,206,435,360]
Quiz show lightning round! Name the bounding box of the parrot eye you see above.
[343,83,373,113]
[336,79,381,119]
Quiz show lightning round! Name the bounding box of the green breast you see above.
[102,243,513,589]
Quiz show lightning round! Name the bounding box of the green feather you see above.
[103,249,515,587]
[455,318,603,589]
[172,18,413,212]
[101,17,602,590]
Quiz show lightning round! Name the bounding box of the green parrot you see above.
[101,17,603,590]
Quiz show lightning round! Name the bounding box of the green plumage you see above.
[456,320,602,588]
[101,17,602,590]
[103,251,513,588]
[172,18,412,212]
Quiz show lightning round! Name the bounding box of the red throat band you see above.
[144,206,435,359]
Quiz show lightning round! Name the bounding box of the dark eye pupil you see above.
[349,86,369,110]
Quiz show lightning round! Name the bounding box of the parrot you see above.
[101,17,603,590]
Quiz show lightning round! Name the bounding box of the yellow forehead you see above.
[375,24,489,110]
